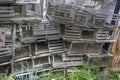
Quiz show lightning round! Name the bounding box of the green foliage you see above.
[0,76,14,80]
[108,70,119,80]
[41,65,120,80]
[42,71,65,80]
[2,65,119,80]
[66,68,93,80]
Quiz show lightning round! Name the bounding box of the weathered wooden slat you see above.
[62,55,83,61]
[49,43,64,47]
[16,0,40,3]
[65,30,80,33]
[53,61,82,68]
[47,34,61,40]
[48,39,66,55]
[49,46,64,50]
[34,30,60,35]
[0,7,14,10]
[65,33,81,36]
[64,35,80,39]
[0,53,12,63]
[0,10,14,13]
[97,34,109,37]
[11,16,41,21]
[0,13,20,17]
[50,50,66,54]
[48,40,62,44]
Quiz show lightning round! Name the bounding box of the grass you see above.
[40,65,120,80]
[0,65,119,80]
[0,76,14,80]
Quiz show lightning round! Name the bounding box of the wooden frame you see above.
[14,44,31,59]
[33,56,52,70]
[85,49,113,67]
[66,42,103,55]
[0,47,12,63]
[74,8,89,27]
[16,0,40,4]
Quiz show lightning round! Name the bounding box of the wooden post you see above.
[11,23,16,74]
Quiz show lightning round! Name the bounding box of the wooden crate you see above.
[52,54,83,68]
[88,12,120,28]
[34,42,49,55]
[48,4,71,24]
[13,59,33,74]
[66,42,103,55]
[0,27,13,44]
[84,49,113,67]
[48,39,66,55]
[14,44,31,59]
[74,8,89,26]
[33,56,52,70]
[95,28,118,42]
[0,64,11,76]
[63,25,96,41]
[49,5,75,24]
[63,25,117,43]
[0,47,12,63]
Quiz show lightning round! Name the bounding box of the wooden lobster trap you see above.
[0,46,12,63]
[34,42,49,55]
[52,54,82,68]
[95,28,118,42]
[14,44,31,59]
[65,41,103,55]
[105,14,120,28]
[17,25,36,43]
[52,54,75,68]
[52,5,75,24]
[33,56,52,71]
[73,8,90,27]
[63,25,96,41]
[0,26,13,45]
[0,3,15,24]
[84,49,113,67]
[88,10,120,28]
[33,23,61,41]
[63,25,118,43]
[13,58,33,74]
[47,3,56,16]
[87,11,107,28]
[0,64,11,76]
[17,24,47,43]
[48,39,66,55]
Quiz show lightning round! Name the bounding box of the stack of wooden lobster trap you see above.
[0,0,119,79]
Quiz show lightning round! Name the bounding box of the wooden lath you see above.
[16,0,40,4]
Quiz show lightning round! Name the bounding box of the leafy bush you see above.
[2,65,119,80]
[42,65,120,80]
[0,76,14,80]
[108,70,119,80]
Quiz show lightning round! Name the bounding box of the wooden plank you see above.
[0,7,14,10]
[16,0,40,4]
[0,10,14,13]
[53,61,82,68]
